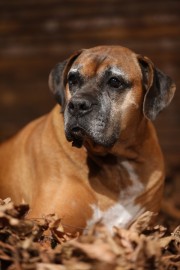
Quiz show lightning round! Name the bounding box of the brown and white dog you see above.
[0,46,175,233]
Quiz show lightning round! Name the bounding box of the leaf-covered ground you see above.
[0,167,180,270]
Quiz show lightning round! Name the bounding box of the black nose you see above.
[68,96,93,116]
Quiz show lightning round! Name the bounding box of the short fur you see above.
[0,46,175,233]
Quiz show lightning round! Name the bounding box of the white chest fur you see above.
[86,161,144,232]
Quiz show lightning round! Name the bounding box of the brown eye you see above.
[108,77,122,88]
[68,74,79,86]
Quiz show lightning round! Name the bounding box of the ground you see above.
[0,169,179,270]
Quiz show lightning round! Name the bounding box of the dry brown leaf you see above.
[70,239,116,263]
[172,225,180,243]
[36,263,66,270]
[129,211,157,233]
[63,259,92,270]
[159,236,173,248]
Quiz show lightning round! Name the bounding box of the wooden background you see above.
[0,0,179,170]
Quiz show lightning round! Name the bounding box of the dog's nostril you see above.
[80,101,90,111]
[68,99,93,116]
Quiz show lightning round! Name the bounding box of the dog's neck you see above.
[85,117,149,160]
[84,118,162,199]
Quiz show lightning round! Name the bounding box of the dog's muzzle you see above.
[65,93,118,149]
[65,95,97,148]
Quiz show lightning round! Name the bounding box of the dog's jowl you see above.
[0,46,176,233]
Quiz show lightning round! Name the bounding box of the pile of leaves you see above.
[0,199,179,270]
[0,167,180,270]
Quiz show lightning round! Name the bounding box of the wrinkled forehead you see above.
[69,47,142,80]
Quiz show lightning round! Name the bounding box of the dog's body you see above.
[0,46,175,233]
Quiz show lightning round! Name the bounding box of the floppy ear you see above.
[138,55,176,120]
[48,50,83,111]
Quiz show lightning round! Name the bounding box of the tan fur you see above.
[0,46,173,233]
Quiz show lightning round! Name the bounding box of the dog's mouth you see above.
[68,126,85,148]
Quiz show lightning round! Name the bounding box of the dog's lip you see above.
[71,126,84,136]
[68,126,86,148]
[70,126,86,139]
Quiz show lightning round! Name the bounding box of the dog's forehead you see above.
[70,46,141,80]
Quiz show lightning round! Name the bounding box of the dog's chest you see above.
[86,161,144,231]
[86,201,144,231]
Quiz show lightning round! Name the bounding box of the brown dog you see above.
[0,46,175,233]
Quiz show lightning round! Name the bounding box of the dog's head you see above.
[49,46,175,151]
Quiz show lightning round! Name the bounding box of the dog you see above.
[0,45,176,233]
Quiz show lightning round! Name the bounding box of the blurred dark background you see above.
[0,0,179,171]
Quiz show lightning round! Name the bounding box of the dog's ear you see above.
[137,55,176,120]
[48,50,83,111]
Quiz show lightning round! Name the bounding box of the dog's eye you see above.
[108,77,123,89]
[68,74,79,86]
